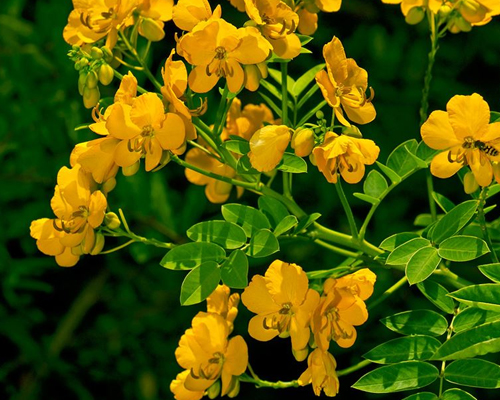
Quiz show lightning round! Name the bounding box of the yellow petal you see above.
[343,101,376,125]
[114,139,142,167]
[226,58,245,93]
[205,180,232,204]
[156,112,186,150]
[340,157,365,183]
[185,148,214,185]
[315,69,340,108]
[106,103,142,140]
[447,93,490,141]
[241,274,281,314]
[248,314,280,341]
[430,150,463,179]
[467,149,493,187]
[88,190,107,228]
[231,26,272,64]
[131,93,165,129]
[188,65,220,93]
[265,260,309,306]
[268,34,301,60]
[323,36,348,85]
[297,9,318,35]
[317,0,342,12]
[55,246,80,267]
[224,335,248,376]
[114,71,138,105]
[144,138,163,171]
[248,125,291,172]
[170,370,205,400]
[421,110,461,150]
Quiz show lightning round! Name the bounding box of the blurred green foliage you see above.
[1,0,500,399]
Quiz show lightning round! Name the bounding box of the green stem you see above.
[213,84,229,139]
[478,187,499,263]
[239,374,299,389]
[99,239,135,254]
[172,154,259,191]
[313,239,361,259]
[420,11,440,222]
[337,359,372,377]
[281,61,289,126]
[438,311,456,398]
[434,266,473,289]
[192,118,222,157]
[368,276,407,310]
[260,185,307,219]
[335,180,359,239]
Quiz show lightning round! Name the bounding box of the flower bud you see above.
[104,212,121,230]
[85,71,98,89]
[292,347,309,362]
[405,7,425,25]
[309,152,317,166]
[102,46,114,63]
[90,232,105,255]
[83,86,100,109]
[316,110,324,120]
[91,46,103,59]
[439,4,452,19]
[207,380,221,399]
[244,64,262,92]
[464,171,479,194]
[454,15,472,32]
[227,378,240,398]
[78,71,87,95]
[139,18,165,42]
[122,161,140,176]
[102,177,117,193]
[77,57,89,69]
[291,128,315,157]
[342,125,363,138]
[98,64,114,86]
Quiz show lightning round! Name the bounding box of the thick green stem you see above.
[478,187,499,263]
[368,276,407,310]
[281,62,289,126]
[337,359,372,377]
[335,180,359,239]
[434,266,473,289]
[313,239,361,259]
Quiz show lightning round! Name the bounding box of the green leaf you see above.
[363,335,442,364]
[222,138,250,155]
[403,393,439,400]
[414,213,434,227]
[259,92,282,118]
[352,361,439,393]
[431,200,478,244]
[260,79,282,100]
[444,359,500,388]
[222,204,271,237]
[386,238,431,265]
[387,140,425,177]
[292,63,325,97]
[353,192,379,205]
[432,192,455,213]
[453,307,500,332]
[160,242,225,270]
[294,212,321,234]
[442,388,477,400]
[363,170,388,199]
[416,141,440,163]
[236,154,260,175]
[478,263,500,283]
[491,111,500,123]
[486,184,500,199]
[297,83,320,110]
[376,161,402,184]
[380,310,448,336]
[276,152,307,173]
[406,247,441,285]
[297,33,313,46]
[267,68,295,93]
[432,320,500,360]
[417,280,455,314]
[437,236,489,262]
[246,229,279,258]
[258,196,289,228]
[380,232,421,251]
[180,261,221,306]
[274,215,298,236]
[220,250,248,289]
[187,220,247,249]
[449,284,500,312]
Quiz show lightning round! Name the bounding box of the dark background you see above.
[1,0,500,399]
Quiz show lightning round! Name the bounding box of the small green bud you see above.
[122,161,140,176]
[207,381,221,399]
[405,7,425,25]
[104,212,121,230]
[85,71,98,89]
[83,86,100,109]
[102,177,116,193]
[227,379,240,398]
[91,46,103,59]
[98,64,114,86]
[101,46,114,63]
[455,15,472,32]
[316,110,324,120]
[78,71,87,95]
[464,171,479,194]
[138,17,165,42]
[90,232,105,255]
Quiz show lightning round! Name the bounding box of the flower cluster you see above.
[241,260,376,396]
[171,285,247,400]
[421,93,500,193]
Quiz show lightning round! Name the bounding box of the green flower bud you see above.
[464,171,479,194]
[91,46,103,59]
[104,212,121,230]
[83,86,100,109]
[98,64,114,86]
[405,7,425,25]
[122,161,140,176]
[90,232,105,255]
[85,71,98,89]
[207,381,221,399]
[138,17,165,42]
[316,110,324,120]
[78,71,87,96]
[102,177,117,193]
[455,15,472,32]
[101,46,114,63]
[227,379,240,398]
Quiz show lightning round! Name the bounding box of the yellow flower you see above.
[206,285,240,333]
[292,127,315,157]
[334,268,377,301]
[185,146,243,203]
[455,0,500,25]
[137,0,173,41]
[170,370,205,400]
[296,0,341,35]
[227,0,246,12]
[172,0,221,31]
[106,92,186,171]
[313,132,380,184]
[316,36,376,126]
[178,18,272,93]
[298,349,340,397]
[63,0,137,49]
[241,260,320,361]
[223,98,274,141]
[421,93,500,187]
[244,0,302,59]
[311,276,370,350]
[175,312,248,396]
[297,8,318,35]
[30,165,107,267]
[248,125,292,172]
[380,0,442,19]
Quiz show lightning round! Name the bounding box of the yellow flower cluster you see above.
[171,285,247,400]
[421,93,500,192]
[241,260,376,397]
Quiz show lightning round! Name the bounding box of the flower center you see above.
[53,205,90,234]
[128,125,155,155]
[206,47,235,78]
[214,46,227,60]
[80,7,116,34]
[263,303,294,333]
[194,352,225,381]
